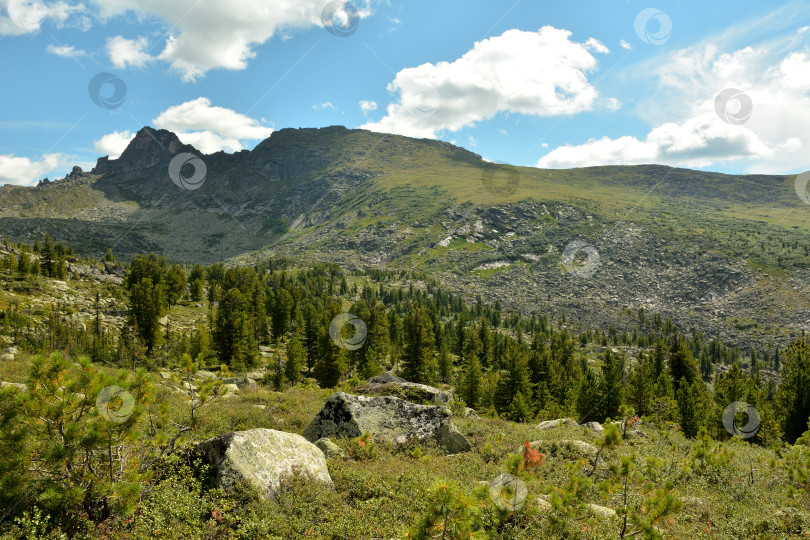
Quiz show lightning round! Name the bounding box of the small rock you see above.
[315,438,346,459]
[5,347,19,355]
[222,383,240,395]
[159,371,172,380]
[0,381,25,391]
[194,370,217,381]
[224,377,257,391]
[582,421,604,434]
[0,353,14,362]
[462,407,479,418]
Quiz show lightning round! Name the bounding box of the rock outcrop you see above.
[303,392,471,453]
[194,428,332,499]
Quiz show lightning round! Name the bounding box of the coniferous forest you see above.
[2,236,810,538]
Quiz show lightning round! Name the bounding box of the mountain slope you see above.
[1,125,809,349]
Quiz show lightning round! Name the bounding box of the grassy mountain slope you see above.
[1,126,809,350]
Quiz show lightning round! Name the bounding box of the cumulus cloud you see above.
[94,130,135,159]
[620,39,633,51]
[359,100,377,114]
[538,35,810,173]
[151,97,274,154]
[89,0,374,80]
[46,43,86,57]
[106,35,154,68]
[0,153,63,186]
[361,26,613,138]
[0,0,84,36]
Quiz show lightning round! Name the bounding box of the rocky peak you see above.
[92,126,196,177]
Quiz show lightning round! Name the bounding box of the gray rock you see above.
[527,439,598,459]
[159,371,172,380]
[0,354,14,362]
[537,418,578,430]
[586,503,617,518]
[224,377,257,391]
[355,373,453,405]
[462,407,480,418]
[221,383,240,396]
[303,392,471,454]
[194,428,333,499]
[315,438,346,459]
[5,347,18,355]
[582,421,604,434]
[0,381,26,391]
[194,370,217,381]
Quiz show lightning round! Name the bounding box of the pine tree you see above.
[600,348,626,421]
[285,334,305,384]
[669,338,700,390]
[677,379,711,438]
[494,341,532,415]
[628,351,655,416]
[437,343,453,384]
[402,304,436,384]
[577,368,601,422]
[314,303,347,388]
[777,339,810,443]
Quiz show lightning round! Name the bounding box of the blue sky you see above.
[1,0,809,186]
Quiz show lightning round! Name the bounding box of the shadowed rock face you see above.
[302,392,471,453]
[194,428,332,499]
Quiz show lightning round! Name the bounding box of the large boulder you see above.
[303,392,471,453]
[354,373,453,405]
[194,428,332,499]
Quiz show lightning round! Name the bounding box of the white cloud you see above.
[0,0,83,36]
[584,37,609,54]
[89,0,374,81]
[94,130,135,159]
[106,35,154,68]
[46,43,85,57]
[620,39,633,51]
[0,153,63,186]
[312,102,336,111]
[151,97,274,153]
[538,39,810,173]
[361,26,614,139]
[359,100,377,114]
[537,114,772,169]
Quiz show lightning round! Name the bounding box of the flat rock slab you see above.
[303,392,471,453]
[194,428,332,500]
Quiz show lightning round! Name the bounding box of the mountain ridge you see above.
[1,125,809,351]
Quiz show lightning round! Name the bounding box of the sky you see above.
[1,0,810,186]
